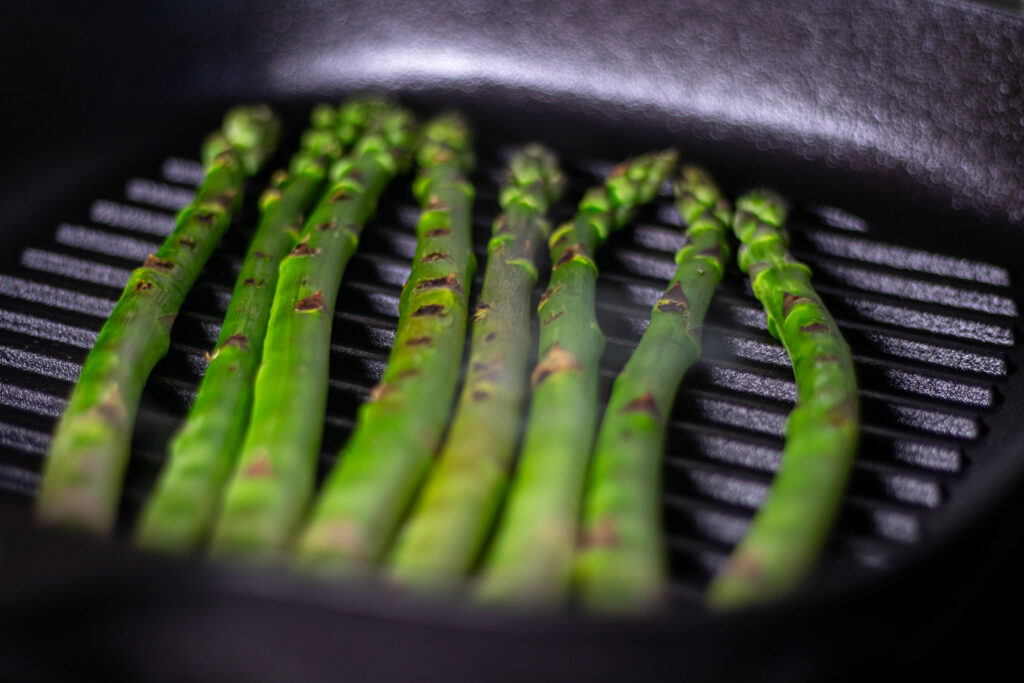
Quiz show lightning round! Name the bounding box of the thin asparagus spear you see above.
[36,106,280,535]
[575,166,732,612]
[477,149,678,607]
[293,113,476,574]
[706,189,859,609]
[134,101,380,553]
[208,102,418,561]
[388,144,565,589]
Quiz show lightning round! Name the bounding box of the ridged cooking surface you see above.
[0,138,1016,606]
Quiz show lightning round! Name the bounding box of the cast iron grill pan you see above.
[0,120,1017,609]
[3,1,1024,680]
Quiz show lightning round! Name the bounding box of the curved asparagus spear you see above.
[293,113,476,574]
[134,102,379,553]
[36,106,280,535]
[208,102,418,561]
[576,166,732,611]
[388,144,565,589]
[477,149,678,606]
[706,189,859,609]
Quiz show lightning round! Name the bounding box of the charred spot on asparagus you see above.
[294,291,326,312]
[221,333,249,351]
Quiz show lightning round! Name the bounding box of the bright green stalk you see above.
[293,113,477,574]
[388,144,565,590]
[706,189,859,609]
[36,106,280,536]
[477,149,678,607]
[134,102,380,553]
[576,166,732,612]
[208,103,418,561]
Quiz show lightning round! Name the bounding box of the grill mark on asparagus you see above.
[783,292,814,317]
[421,251,453,263]
[656,282,689,314]
[531,343,581,387]
[294,291,325,312]
[412,303,446,317]
[620,391,661,421]
[143,255,175,272]
[221,333,249,351]
[405,336,433,347]
[415,273,463,293]
[290,240,320,257]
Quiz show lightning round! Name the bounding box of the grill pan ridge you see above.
[3,0,1024,680]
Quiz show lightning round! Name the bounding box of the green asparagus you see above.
[706,189,859,609]
[293,113,476,574]
[37,106,280,535]
[477,149,678,606]
[208,102,418,561]
[388,144,565,589]
[134,101,380,553]
[575,166,732,611]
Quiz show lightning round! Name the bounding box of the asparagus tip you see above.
[736,187,788,226]
[221,104,282,175]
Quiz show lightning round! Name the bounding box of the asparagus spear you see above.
[36,106,280,535]
[706,189,859,609]
[575,166,732,611]
[207,102,418,561]
[134,101,380,553]
[293,113,476,574]
[388,144,565,589]
[476,149,678,606]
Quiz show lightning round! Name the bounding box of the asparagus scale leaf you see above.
[293,113,477,574]
[37,105,280,535]
[134,101,381,553]
[388,144,565,589]
[576,166,732,612]
[706,189,859,609]
[477,149,678,607]
[208,102,418,561]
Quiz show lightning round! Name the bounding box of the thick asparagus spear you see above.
[575,166,732,611]
[477,149,678,606]
[706,189,859,609]
[36,106,280,535]
[134,101,379,553]
[208,102,418,561]
[388,144,565,589]
[293,113,476,574]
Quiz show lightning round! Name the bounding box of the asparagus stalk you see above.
[134,101,380,553]
[476,149,678,606]
[706,189,859,609]
[575,166,732,611]
[36,106,280,535]
[208,102,418,561]
[388,144,565,589]
[293,113,476,574]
